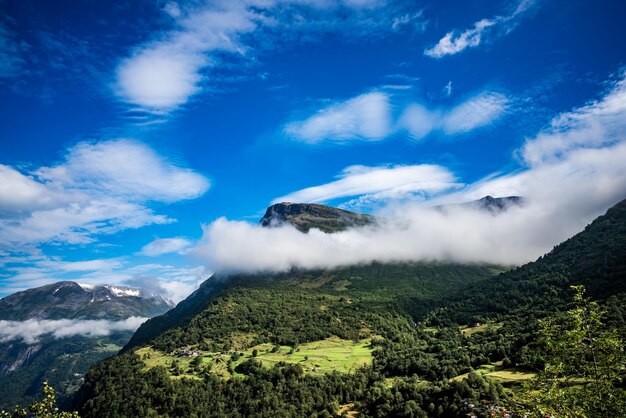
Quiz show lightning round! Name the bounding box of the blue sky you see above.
[1,0,626,301]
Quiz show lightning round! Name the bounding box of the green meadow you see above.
[452,361,535,384]
[136,336,373,380]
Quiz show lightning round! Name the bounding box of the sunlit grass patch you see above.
[136,336,373,380]
[453,361,535,384]
[459,321,503,337]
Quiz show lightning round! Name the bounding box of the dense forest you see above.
[65,200,626,416]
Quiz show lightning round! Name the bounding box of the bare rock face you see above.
[260,202,376,233]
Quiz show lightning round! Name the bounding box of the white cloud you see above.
[36,139,209,203]
[195,144,626,272]
[521,72,626,166]
[163,2,182,19]
[273,164,460,205]
[391,11,427,32]
[0,200,171,245]
[284,92,393,142]
[424,0,537,58]
[115,4,255,111]
[1,256,125,296]
[286,89,508,143]
[444,81,453,97]
[2,258,210,304]
[114,1,424,113]
[442,91,509,134]
[399,91,509,139]
[0,139,209,246]
[0,317,148,344]
[95,264,211,304]
[425,18,495,59]
[0,165,71,215]
[140,237,192,256]
[193,73,626,273]
[34,258,124,272]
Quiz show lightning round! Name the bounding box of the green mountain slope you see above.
[432,198,626,325]
[0,335,130,411]
[126,262,503,353]
[75,199,626,417]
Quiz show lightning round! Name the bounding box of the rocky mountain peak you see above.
[259,202,375,233]
[0,281,173,321]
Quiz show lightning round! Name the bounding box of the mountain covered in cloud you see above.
[260,196,522,233]
[0,282,173,410]
[124,195,521,349]
[437,195,524,214]
[76,198,626,417]
[0,281,173,321]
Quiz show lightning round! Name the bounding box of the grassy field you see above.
[459,321,503,337]
[453,361,535,384]
[136,336,373,380]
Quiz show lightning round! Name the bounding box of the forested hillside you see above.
[75,199,626,417]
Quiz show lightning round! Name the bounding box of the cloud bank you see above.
[193,72,626,272]
[0,317,148,344]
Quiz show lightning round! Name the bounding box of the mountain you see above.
[260,196,522,235]
[74,198,626,417]
[124,197,517,350]
[436,195,524,214]
[0,281,173,321]
[260,202,376,232]
[0,282,173,410]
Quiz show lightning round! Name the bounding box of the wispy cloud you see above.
[424,0,537,58]
[521,71,626,166]
[140,237,192,257]
[273,164,460,206]
[0,139,209,246]
[0,19,28,79]
[285,89,509,143]
[443,81,453,97]
[124,265,209,304]
[114,1,425,113]
[1,255,210,304]
[0,317,148,344]
[193,72,626,272]
[33,258,124,272]
[1,255,125,295]
[440,91,509,134]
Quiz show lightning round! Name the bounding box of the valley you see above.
[72,199,626,417]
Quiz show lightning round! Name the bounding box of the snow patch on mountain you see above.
[104,286,141,297]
